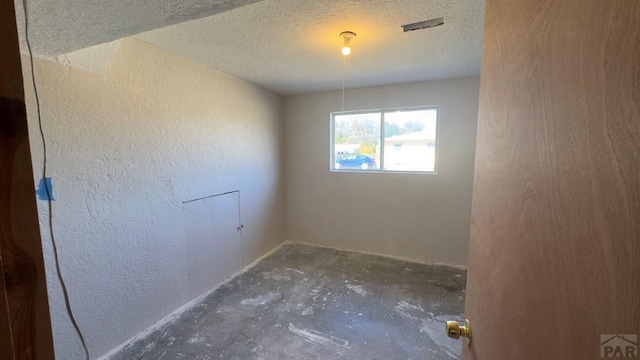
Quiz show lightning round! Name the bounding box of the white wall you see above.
[22,38,285,359]
[284,77,479,266]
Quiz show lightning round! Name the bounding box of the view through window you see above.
[331,107,438,172]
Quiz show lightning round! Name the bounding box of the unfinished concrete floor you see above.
[109,243,467,360]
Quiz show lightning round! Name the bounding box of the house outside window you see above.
[331,107,438,173]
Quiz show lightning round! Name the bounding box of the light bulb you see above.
[339,31,356,56]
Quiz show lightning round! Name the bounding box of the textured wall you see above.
[21,38,285,359]
[284,77,479,266]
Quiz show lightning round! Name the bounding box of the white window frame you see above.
[330,106,439,174]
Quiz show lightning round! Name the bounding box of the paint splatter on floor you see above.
[240,291,282,306]
[346,284,368,296]
[288,323,350,348]
[108,243,466,360]
[395,300,426,319]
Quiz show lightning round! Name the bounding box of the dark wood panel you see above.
[1,262,16,360]
[465,0,640,359]
[1,0,55,359]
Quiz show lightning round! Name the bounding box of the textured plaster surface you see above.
[13,0,264,55]
[136,0,485,94]
[285,77,480,266]
[15,0,484,95]
[53,40,122,75]
[107,243,467,360]
[21,38,285,359]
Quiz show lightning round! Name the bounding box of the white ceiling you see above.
[14,0,264,55]
[16,0,485,95]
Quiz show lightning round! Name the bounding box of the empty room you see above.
[1,1,638,360]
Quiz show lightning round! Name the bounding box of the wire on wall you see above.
[21,1,90,359]
[236,190,245,265]
[183,190,246,267]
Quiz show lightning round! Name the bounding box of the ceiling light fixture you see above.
[339,31,356,111]
[340,31,356,56]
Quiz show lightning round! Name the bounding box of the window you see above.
[331,107,438,173]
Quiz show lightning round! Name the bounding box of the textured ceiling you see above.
[136,0,485,94]
[15,0,485,95]
[13,0,264,56]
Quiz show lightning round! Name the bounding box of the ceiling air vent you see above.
[401,17,445,32]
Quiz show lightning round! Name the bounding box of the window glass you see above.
[331,107,437,173]
[383,109,437,172]
[333,112,381,170]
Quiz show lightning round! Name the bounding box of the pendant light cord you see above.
[341,55,347,112]
[21,1,90,359]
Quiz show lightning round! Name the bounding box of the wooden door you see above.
[1,0,56,359]
[464,0,640,359]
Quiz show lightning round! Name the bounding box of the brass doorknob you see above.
[446,319,472,342]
